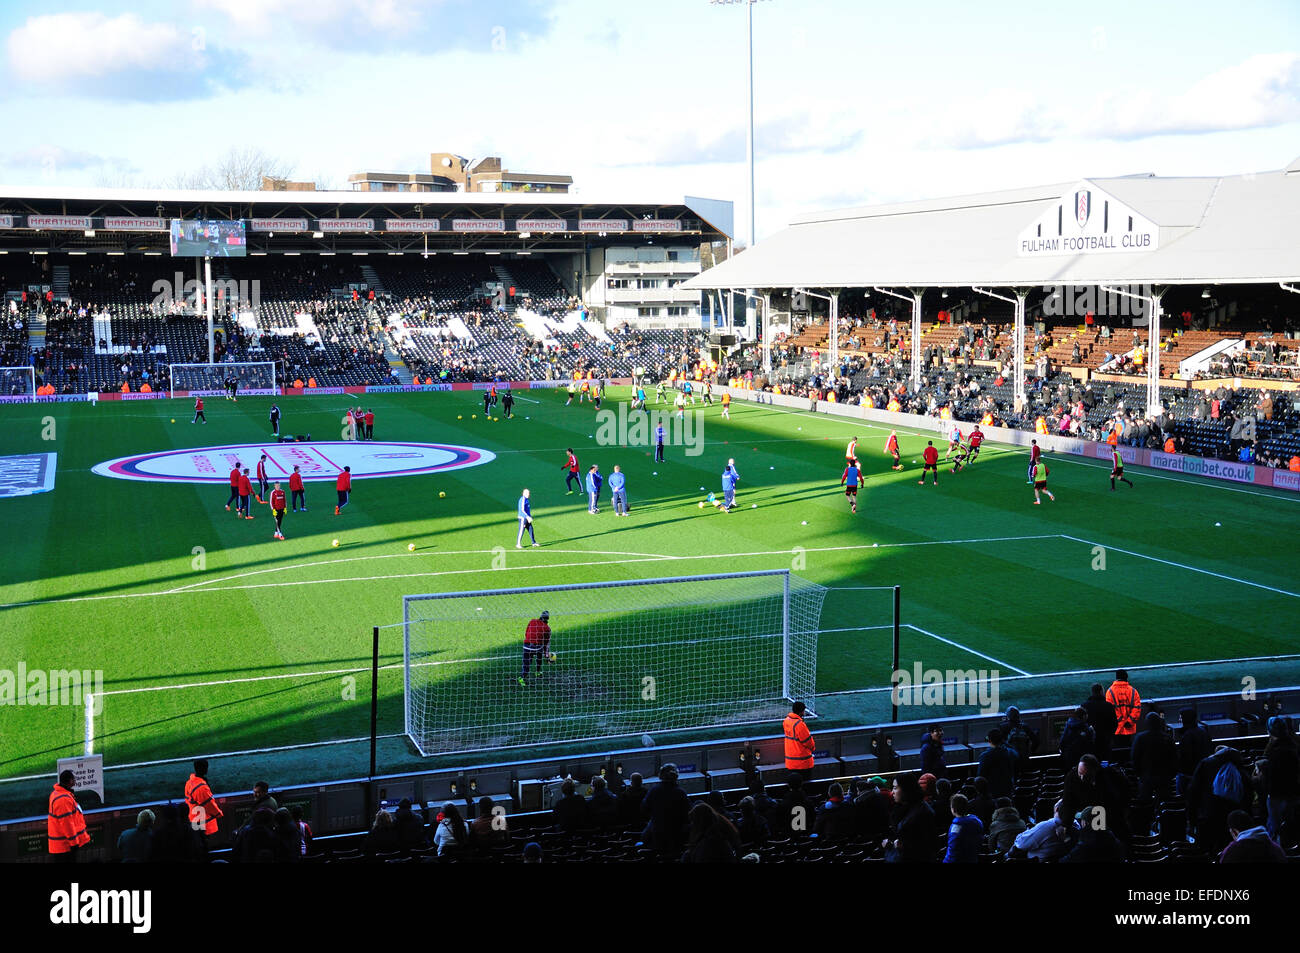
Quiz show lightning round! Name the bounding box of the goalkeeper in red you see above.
[518,610,552,686]
[270,482,287,540]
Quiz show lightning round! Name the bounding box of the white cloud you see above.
[8,13,192,84]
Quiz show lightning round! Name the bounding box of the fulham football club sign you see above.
[1018,181,1159,258]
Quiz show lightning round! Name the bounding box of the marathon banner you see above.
[103,217,167,231]
[118,392,169,400]
[451,219,505,233]
[0,394,89,404]
[0,215,13,229]
[366,384,454,393]
[579,219,629,233]
[27,215,93,229]
[384,219,441,232]
[632,219,682,233]
[248,218,309,232]
[184,388,279,398]
[317,219,374,232]
[514,218,567,233]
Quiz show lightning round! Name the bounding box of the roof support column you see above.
[1101,284,1165,416]
[743,292,771,375]
[795,288,838,376]
[872,286,924,391]
[972,287,1028,413]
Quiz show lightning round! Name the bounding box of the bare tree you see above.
[168,147,296,191]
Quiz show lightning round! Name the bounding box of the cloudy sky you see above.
[2,0,1298,239]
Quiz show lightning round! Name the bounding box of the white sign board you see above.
[57,754,104,803]
[1018,181,1159,257]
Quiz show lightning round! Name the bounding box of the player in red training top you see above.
[918,441,939,486]
[885,431,903,470]
[335,466,351,515]
[255,454,269,503]
[225,460,242,511]
[968,426,984,463]
[1028,439,1041,484]
[518,610,552,685]
[270,482,288,540]
[561,448,581,494]
[289,465,306,512]
[192,396,206,424]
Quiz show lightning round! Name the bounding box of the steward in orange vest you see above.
[48,770,91,858]
[1106,671,1142,745]
[185,759,223,837]
[783,702,816,780]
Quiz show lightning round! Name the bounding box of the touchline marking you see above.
[1060,534,1300,600]
[0,535,1063,609]
[907,623,1032,676]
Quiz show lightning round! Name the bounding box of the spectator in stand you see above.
[469,797,508,846]
[1060,806,1126,863]
[852,777,892,842]
[1083,683,1119,763]
[147,803,205,862]
[776,775,816,837]
[737,796,771,847]
[1219,810,1287,863]
[233,808,281,863]
[290,805,313,856]
[1131,712,1178,810]
[363,809,400,855]
[944,793,984,863]
[117,809,155,863]
[274,807,303,861]
[884,773,937,863]
[1261,716,1300,840]
[1063,754,1131,845]
[813,782,853,841]
[393,798,428,849]
[920,724,948,779]
[681,802,740,863]
[586,775,620,830]
[640,763,690,855]
[1176,709,1212,794]
[618,772,647,828]
[251,780,278,813]
[1012,799,1076,861]
[434,802,469,857]
[552,778,588,832]
[967,777,996,830]
[1187,745,1252,854]
[1059,707,1097,770]
[998,706,1038,769]
[987,798,1028,852]
[978,728,1019,799]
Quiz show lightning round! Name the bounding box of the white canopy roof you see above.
[686,158,1300,290]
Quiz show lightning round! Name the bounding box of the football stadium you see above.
[2,2,1300,918]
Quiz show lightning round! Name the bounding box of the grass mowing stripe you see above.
[1059,534,1300,600]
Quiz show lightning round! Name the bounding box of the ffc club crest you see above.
[1075,190,1092,229]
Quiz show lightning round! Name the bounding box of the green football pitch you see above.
[2,387,1299,813]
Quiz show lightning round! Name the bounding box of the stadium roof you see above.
[685,158,1300,290]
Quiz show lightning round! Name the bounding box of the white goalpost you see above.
[401,570,828,757]
[169,361,278,398]
[0,365,36,397]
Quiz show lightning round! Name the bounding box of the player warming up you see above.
[945,423,963,461]
[1027,439,1041,484]
[518,610,551,686]
[841,459,861,514]
[269,403,280,437]
[968,426,984,463]
[885,431,903,470]
[516,488,539,548]
[256,454,269,504]
[270,482,287,540]
[845,436,859,468]
[225,460,242,511]
[1110,448,1134,490]
[192,396,206,424]
[918,441,939,485]
[290,465,306,511]
[721,391,731,420]
[561,448,580,494]
[1032,461,1055,504]
[335,466,351,515]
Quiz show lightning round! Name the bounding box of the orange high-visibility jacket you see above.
[47,783,90,854]
[783,711,815,770]
[185,773,223,836]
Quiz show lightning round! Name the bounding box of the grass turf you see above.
[1,387,1298,814]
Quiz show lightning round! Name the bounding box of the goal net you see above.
[169,361,278,398]
[402,570,827,757]
[0,365,36,397]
